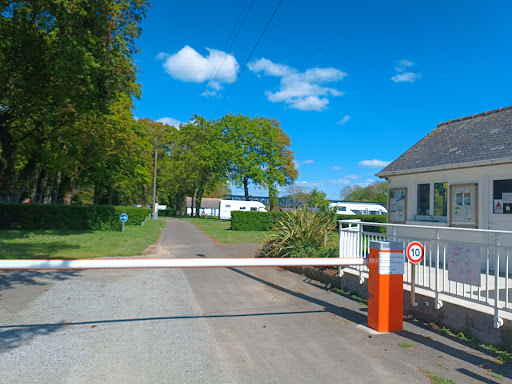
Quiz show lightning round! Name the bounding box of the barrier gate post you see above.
[368,241,404,332]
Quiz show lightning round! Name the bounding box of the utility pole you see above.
[152,138,158,220]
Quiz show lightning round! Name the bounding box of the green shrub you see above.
[231,211,272,231]
[158,209,177,217]
[0,204,151,231]
[262,207,336,257]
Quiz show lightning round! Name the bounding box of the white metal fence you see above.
[339,220,512,329]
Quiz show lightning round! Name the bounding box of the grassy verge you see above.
[179,217,271,243]
[0,219,167,259]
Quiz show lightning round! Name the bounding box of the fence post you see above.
[368,240,404,332]
[435,230,443,309]
[494,235,504,328]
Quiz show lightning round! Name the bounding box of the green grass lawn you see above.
[179,217,271,243]
[0,219,167,259]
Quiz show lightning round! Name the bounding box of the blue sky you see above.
[133,0,512,200]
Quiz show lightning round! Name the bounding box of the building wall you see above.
[386,163,512,272]
[386,163,512,231]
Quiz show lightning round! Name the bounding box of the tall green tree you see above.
[340,181,387,204]
[0,0,148,203]
[164,116,229,216]
[257,117,298,210]
[221,114,297,203]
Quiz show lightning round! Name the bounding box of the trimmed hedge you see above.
[158,209,177,217]
[0,204,151,231]
[230,211,388,232]
[231,211,272,231]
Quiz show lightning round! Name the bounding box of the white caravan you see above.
[329,202,387,215]
[219,200,267,220]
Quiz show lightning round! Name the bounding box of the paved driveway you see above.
[0,218,510,383]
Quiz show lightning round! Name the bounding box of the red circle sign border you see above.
[406,241,424,264]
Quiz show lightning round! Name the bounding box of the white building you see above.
[377,106,512,260]
[186,197,221,217]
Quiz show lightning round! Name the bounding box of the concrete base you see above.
[285,266,512,351]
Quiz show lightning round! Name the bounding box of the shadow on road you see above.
[227,267,367,324]
[0,270,83,292]
[228,267,512,382]
[0,323,67,353]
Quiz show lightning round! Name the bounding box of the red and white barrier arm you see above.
[0,258,368,270]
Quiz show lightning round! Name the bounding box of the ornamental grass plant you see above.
[261,205,337,258]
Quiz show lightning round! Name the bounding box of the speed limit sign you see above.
[406,241,424,264]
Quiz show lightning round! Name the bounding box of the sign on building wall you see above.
[447,243,481,287]
[449,184,478,228]
[493,179,512,214]
[388,188,407,223]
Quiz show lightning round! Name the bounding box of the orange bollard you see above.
[368,241,404,332]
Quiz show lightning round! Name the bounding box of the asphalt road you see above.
[0,218,510,383]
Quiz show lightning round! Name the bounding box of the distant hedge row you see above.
[231,211,387,231]
[0,204,151,231]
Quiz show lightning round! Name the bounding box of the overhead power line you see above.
[212,0,283,119]
[190,0,254,115]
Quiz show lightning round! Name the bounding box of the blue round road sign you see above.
[120,213,128,223]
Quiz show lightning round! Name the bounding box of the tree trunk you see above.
[195,184,205,217]
[189,190,195,217]
[142,183,148,208]
[107,180,114,205]
[53,171,62,203]
[0,123,17,203]
[243,177,249,201]
[63,176,78,205]
[36,169,47,204]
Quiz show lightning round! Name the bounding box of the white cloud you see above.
[391,59,421,83]
[301,160,314,164]
[336,115,350,125]
[345,175,361,180]
[332,166,342,171]
[391,72,421,83]
[394,59,414,73]
[249,58,347,111]
[158,45,239,93]
[359,159,391,168]
[157,117,183,128]
[200,89,219,98]
[296,181,321,188]
[328,179,352,185]
[247,58,296,77]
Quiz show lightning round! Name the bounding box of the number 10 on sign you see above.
[406,241,424,264]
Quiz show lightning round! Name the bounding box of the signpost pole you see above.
[120,213,128,233]
[407,241,428,307]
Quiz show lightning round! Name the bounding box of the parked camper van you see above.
[219,200,267,220]
[329,202,387,215]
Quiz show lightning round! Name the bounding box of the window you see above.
[240,207,246,210]
[434,182,448,217]
[415,182,447,221]
[493,179,512,214]
[250,207,257,212]
[225,204,231,208]
[417,184,430,216]
[339,206,347,212]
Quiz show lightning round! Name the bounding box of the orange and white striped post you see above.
[367,241,404,332]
